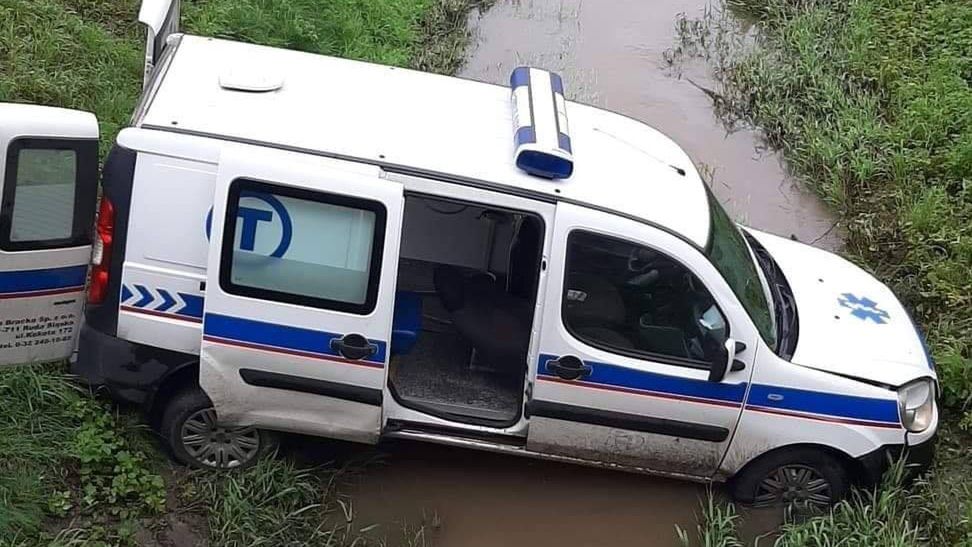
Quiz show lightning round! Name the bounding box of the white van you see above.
[0,0,936,507]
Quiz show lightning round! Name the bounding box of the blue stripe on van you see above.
[178,293,204,318]
[537,354,901,428]
[0,265,87,296]
[747,384,900,425]
[203,313,387,366]
[119,284,204,323]
[537,354,747,408]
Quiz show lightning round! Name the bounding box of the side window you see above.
[219,179,386,315]
[562,231,728,367]
[0,138,98,251]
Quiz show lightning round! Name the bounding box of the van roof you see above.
[138,35,711,246]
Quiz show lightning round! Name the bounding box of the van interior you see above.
[388,194,544,426]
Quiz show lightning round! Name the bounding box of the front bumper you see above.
[857,433,936,485]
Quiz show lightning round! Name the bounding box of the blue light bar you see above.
[510,67,574,179]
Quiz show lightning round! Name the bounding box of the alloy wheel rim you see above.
[180,408,260,469]
[753,464,833,508]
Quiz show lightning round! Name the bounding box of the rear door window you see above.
[0,138,98,250]
[220,178,386,315]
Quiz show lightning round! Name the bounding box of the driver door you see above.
[0,104,99,367]
[527,204,757,477]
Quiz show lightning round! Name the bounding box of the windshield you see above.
[704,189,778,348]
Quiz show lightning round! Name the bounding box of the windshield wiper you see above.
[774,283,796,341]
[745,234,799,357]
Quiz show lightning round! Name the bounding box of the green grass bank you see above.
[673,0,972,544]
[0,0,484,544]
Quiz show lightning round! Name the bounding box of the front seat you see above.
[563,273,633,349]
[433,265,533,374]
[506,216,543,299]
[563,273,626,327]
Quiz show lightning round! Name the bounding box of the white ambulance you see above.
[0,0,936,507]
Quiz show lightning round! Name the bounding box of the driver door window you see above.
[562,231,727,367]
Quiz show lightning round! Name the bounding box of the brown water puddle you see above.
[345,1,838,544]
[341,439,781,546]
[346,441,704,546]
[460,0,841,249]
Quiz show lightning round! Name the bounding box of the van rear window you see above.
[0,138,98,251]
[219,179,386,315]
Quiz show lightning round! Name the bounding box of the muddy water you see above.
[460,0,841,249]
[345,1,837,545]
[345,441,704,545]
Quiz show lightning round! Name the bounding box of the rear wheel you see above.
[161,388,273,469]
[730,448,850,509]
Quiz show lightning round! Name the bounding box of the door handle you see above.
[330,333,378,361]
[545,355,592,381]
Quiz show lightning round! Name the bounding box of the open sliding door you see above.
[200,146,403,443]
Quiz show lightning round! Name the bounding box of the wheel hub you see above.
[754,464,833,508]
[180,408,260,469]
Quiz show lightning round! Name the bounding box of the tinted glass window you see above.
[220,179,386,314]
[563,231,728,366]
[11,149,76,241]
[1,139,98,251]
[704,188,776,347]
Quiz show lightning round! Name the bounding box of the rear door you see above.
[138,0,181,85]
[526,204,757,477]
[0,104,99,366]
[200,147,403,444]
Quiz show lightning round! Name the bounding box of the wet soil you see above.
[346,1,839,545]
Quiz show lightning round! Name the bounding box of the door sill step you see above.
[384,419,526,448]
[383,421,714,484]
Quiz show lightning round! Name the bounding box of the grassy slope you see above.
[676,0,972,544]
[719,0,972,416]
[0,0,482,544]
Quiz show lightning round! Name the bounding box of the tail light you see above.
[88,197,114,304]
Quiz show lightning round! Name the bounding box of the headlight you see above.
[897,379,935,433]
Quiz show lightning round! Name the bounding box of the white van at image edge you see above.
[0,0,937,508]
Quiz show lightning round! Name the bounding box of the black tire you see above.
[160,387,275,469]
[729,447,850,508]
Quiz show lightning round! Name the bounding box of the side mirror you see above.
[708,339,745,382]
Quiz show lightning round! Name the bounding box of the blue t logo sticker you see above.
[205,191,293,258]
[236,207,273,251]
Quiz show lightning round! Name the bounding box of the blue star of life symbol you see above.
[838,293,890,324]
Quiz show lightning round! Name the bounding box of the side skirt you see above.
[382,426,717,484]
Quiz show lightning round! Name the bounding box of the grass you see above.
[675,492,743,547]
[671,0,972,544]
[0,0,485,543]
[189,458,351,546]
[0,365,166,545]
[0,0,489,156]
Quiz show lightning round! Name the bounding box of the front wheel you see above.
[160,388,273,469]
[729,448,850,509]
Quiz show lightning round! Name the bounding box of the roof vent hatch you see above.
[219,67,284,92]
